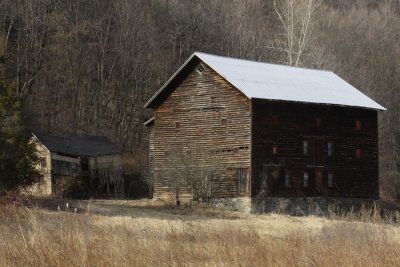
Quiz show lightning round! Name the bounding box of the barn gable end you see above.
[152,63,251,200]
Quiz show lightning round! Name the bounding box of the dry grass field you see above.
[1,199,400,267]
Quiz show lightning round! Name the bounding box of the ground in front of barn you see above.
[0,198,400,266]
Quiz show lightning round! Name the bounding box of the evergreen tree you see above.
[0,56,41,193]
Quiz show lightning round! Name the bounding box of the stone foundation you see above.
[253,197,382,216]
[155,194,384,215]
[209,197,252,212]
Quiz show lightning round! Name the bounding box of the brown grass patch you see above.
[1,201,400,266]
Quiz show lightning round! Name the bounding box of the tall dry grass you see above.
[0,204,400,267]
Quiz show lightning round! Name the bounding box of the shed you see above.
[29,134,123,197]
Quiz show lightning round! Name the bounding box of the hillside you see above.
[0,0,399,197]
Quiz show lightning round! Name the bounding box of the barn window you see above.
[39,157,47,168]
[221,118,227,125]
[303,172,309,187]
[197,63,205,73]
[272,145,278,155]
[303,141,309,155]
[315,117,322,127]
[356,120,362,130]
[210,96,216,104]
[355,148,362,159]
[284,170,291,187]
[236,168,249,194]
[272,115,279,124]
[328,172,334,188]
[175,121,181,129]
[327,142,334,156]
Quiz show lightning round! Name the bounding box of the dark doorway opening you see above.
[304,136,325,196]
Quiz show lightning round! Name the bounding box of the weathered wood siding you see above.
[149,125,154,176]
[251,99,379,198]
[153,64,251,198]
[90,154,122,170]
[90,154,123,195]
[24,141,52,196]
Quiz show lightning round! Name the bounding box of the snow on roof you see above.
[145,52,386,110]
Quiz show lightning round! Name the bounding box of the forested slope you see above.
[0,0,399,197]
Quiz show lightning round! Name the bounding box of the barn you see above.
[28,134,123,197]
[144,52,385,209]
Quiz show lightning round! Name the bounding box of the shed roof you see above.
[144,52,385,110]
[35,135,121,157]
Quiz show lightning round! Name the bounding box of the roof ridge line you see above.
[194,51,333,73]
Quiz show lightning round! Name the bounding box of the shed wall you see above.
[25,142,52,196]
[89,154,122,170]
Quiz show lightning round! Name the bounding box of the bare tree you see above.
[270,0,320,66]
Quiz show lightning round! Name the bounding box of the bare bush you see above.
[163,148,221,205]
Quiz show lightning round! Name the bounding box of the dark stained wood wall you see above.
[251,99,379,198]
[153,64,251,198]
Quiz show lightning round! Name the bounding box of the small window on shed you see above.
[272,145,278,155]
[328,172,334,188]
[284,170,291,187]
[175,121,181,129]
[236,168,249,194]
[327,142,334,156]
[355,148,362,159]
[81,158,89,172]
[315,117,322,127]
[356,120,362,130]
[221,118,227,126]
[303,172,309,187]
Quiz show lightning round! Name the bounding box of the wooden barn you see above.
[28,134,123,197]
[144,52,385,208]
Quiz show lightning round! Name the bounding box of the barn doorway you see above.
[262,164,282,196]
[314,167,324,195]
[304,136,325,196]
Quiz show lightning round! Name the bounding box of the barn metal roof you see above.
[35,135,121,157]
[145,52,386,110]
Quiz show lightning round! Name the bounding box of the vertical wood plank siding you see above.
[153,65,251,198]
[251,99,379,198]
